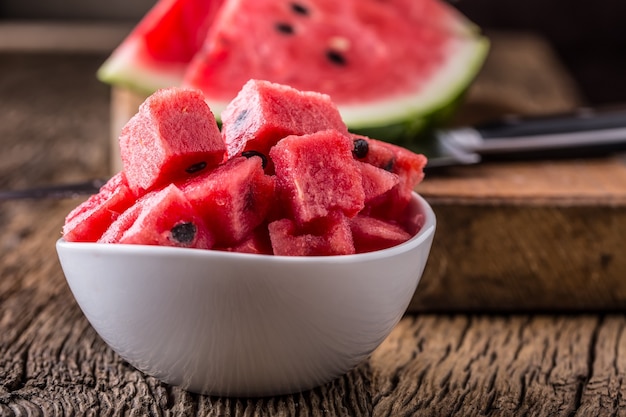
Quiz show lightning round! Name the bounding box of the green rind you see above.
[99,26,490,149]
[349,91,466,144]
[96,42,185,97]
[344,35,490,144]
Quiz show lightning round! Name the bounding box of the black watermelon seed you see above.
[186,161,207,174]
[326,50,346,66]
[352,138,369,159]
[171,222,196,244]
[242,150,268,170]
[275,22,294,34]
[290,2,309,15]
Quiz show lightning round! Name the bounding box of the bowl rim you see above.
[57,192,435,264]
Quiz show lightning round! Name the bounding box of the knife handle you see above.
[478,108,626,138]
[453,107,626,159]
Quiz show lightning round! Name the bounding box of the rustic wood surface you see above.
[1,33,626,416]
[409,31,626,312]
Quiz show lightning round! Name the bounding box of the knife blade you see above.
[2,107,626,199]
[416,106,626,169]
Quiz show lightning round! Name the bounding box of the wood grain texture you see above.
[0,230,622,417]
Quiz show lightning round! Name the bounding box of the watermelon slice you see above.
[97,0,225,93]
[97,0,487,144]
[119,87,226,196]
[183,0,489,140]
[378,0,479,36]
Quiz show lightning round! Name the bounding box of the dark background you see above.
[1,0,625,106]
[455,0,626,106]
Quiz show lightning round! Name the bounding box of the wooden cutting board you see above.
[109,31,626,312]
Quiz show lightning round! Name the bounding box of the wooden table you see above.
[1,32,625,416]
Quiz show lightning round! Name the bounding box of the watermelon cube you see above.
[218,225,273,255]
[350,214,412,253]
[62,173,135,242]
[356,136,427,218]
[180,155,275,246]
[357,161,399,203]
[100,184,214,249]
[352,134,396,170]
[268,212,355,256]
[220,79,349,161]
[119,87,226,196]
[98,198,144,244]
[270,129,365,225]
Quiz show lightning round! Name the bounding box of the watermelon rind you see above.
[97,40,186,96]
[192,34,489,145]
[98,0,489,146]
[342,35,490,143]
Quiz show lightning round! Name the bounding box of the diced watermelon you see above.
[356,161,399,203]
[100,184,214,249]
[270,129,364,225]
[218,224,273,255]
[62,173,134,242]
[180,155,275,246]
[220,79,349,159]
[350,214,412,253]
[98,198,144,244]
[352,134,395,171]
[356,136,427,218]
[63,84,429,256]
[119,87,226,196]
[268,212,354,256]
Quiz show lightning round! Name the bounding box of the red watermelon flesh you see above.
[119,87,226,196]
[97,0,225,92]
[350,214,412,253]
[352,134,395,170]
[180,155,275,246]
[63,84,429,256]
[355,135,427,218]
[98,197,144,244]
[219,225,273,255]
[268,212,355,256]
[220,79,349,159]
[62,173,134,242]
[270,129,364,225]
[101,184,214,249]
[357,161,399,204]
[378,0,476,35]
[184,0,458,105]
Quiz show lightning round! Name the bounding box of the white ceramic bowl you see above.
[56,192,435,397]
